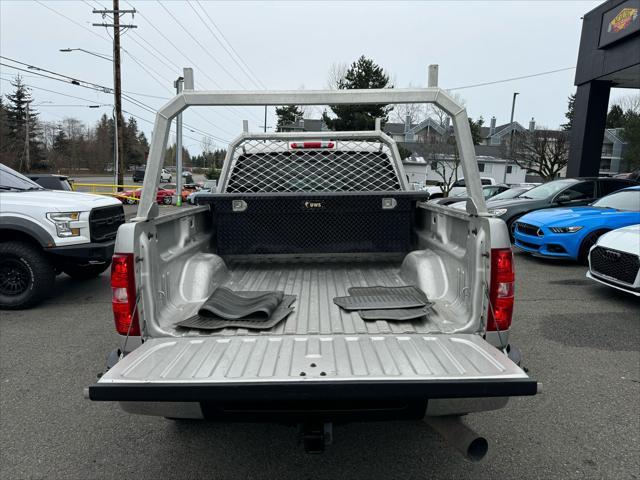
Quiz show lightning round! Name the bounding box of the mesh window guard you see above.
[225,139,402,193]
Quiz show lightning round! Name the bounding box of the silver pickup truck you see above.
[87,77,537,460]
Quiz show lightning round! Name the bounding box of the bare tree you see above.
[614,93,640,114]
[425,140,460,196]
[326,61,348,90]
[392,83,425,124]
[513,130,569,181]
[427,91,466,128]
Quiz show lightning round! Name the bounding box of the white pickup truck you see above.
[86,80,537,459]
[0,164,125,309]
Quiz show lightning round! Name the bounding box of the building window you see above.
[430,161,438,170]
[478,163,485,172]
[506,166,513,174]
[490,136,501,145]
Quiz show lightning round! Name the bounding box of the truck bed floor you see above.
[186,257,438,336]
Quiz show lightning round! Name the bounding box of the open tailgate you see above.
[88,334,537,401]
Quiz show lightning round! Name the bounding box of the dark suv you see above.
[486,177,639,239]
[132,166,145,183]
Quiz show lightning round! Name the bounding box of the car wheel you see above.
[163,195,173,205]
[63,262,111,280]
[578,230,606,265]
[0,241,55,309]
[125,197,136,205]
[507,215,522,243]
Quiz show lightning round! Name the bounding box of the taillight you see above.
[487,248,515,332]
[111,253,140,336]
[290,141,335,149]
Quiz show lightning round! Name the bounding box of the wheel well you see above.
[0,229,43,249]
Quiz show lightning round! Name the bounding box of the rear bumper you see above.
[46,239,115,263]
[87,377,538,402]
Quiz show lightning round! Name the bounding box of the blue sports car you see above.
[514,186,640,262]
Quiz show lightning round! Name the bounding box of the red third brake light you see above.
[290,141,335,149]
[487,248,515,332]
[111,253,140,336]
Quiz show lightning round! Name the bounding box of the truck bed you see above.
[179,256,439,336]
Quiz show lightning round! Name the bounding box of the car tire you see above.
[578,230,606,265]
[163,195,173,205]
[63,262,111,280]
[507,215,522,242]
[0,241,55,310]
[125,197,136,205]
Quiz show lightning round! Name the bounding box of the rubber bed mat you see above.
[358,306,430,321]
[198,287,285,320]
[334,285,429,311]
[178,295,297,330]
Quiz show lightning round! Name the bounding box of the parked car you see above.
[160,169,172,183]
[87,88,538,459]
[182,171,194,184]
[132,166,145,182]
[431,184,511,206]
[161,183,199,202]
[587,224,640,296]
[0,163,124,308]
[486,177,638,239]
[513,186,640,262]
[487,186,533,202]
[425,176,497,199]
[26,173,73,191]
[187,180,217,204]
[115,187,173,205]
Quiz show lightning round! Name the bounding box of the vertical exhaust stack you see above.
[425,415,489,462]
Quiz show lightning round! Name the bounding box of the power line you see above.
[188,0,265,89]
[1,58,232,142]
[33,0,247,132]
[449,67,576,91]
[156,0,248,90]
[0,77,220,146]
[33,0,110,42]
[124,1,259,123]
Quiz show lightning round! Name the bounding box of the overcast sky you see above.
[2,0,627,153]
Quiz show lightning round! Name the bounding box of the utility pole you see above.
[504,92,520,183]
[23,103,30,173]
[92,0,136,189]
[174,76,184,206]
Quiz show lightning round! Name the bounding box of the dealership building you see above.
[567,0,640,176]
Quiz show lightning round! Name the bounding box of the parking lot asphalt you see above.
[1,251,638,479]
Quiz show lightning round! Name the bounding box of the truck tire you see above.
[63,262,111,280]
[0,241,55,309]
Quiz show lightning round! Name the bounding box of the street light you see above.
[60,47,118,185]
[59,48,112,62]
[504,92,520,183]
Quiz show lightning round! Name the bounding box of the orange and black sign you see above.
[599,0,640,47]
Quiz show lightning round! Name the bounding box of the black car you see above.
[132,166,145,182]
[26,173,73,191]
[431,184,512,207]
[486,177,639,239]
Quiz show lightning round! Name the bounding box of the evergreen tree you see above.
[322,56,393,131]
[275,105,302,130]
[621,109,640,170]
[469,117,484,145]
[606,104,625,128]
[561,93,575,131]
[4,76,42,171]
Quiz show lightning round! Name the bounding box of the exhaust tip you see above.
[467,437,489,462]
